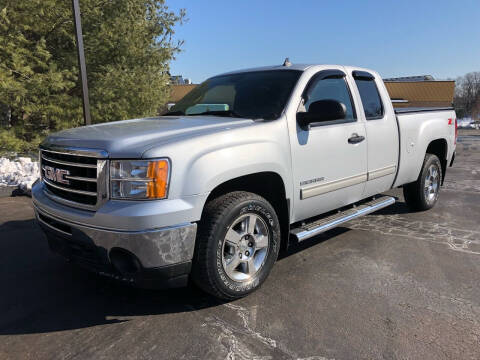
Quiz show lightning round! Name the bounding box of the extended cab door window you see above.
[303,75,357,124]
[353,71,384,120]
[351,70,399,199]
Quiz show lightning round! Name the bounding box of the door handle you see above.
[348,133,365,144]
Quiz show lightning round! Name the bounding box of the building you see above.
[164,84,198,111]
[169,84,197,103]
[170,75,192,85]
[384,75,455,108]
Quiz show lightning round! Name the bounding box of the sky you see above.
[168,0,480,83]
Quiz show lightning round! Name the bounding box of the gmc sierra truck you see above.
[32,62,457,299]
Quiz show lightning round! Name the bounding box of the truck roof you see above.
[216,64,315,77]
[215,63,377,78]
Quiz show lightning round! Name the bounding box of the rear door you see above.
[350,69,399,197]
[289,69,368,222]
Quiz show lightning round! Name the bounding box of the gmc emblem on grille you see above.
[42,166,70,185]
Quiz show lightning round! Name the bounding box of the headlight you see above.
[110,159,170,200]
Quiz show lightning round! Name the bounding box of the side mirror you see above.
[297,99,346,128]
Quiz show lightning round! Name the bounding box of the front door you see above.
[289,69,368,222]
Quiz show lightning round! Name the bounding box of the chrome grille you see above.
[40,146,108,210]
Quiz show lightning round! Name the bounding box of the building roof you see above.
[384,75,435,82]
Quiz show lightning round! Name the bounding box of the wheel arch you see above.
[425,138,448,185]
[203,172,291,252]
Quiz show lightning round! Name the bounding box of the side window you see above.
[305,77,356,121]
[354,75,384,120]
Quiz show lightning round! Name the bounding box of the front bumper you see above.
[34,204,197,288]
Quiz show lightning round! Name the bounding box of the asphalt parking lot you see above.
[1,132,479,360]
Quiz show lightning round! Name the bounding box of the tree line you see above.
[0,0,184,153]
[454,72,480,120]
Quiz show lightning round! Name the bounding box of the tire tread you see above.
[192,191,271,300]
[403,153,442,211]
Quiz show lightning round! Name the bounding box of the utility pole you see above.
[71,0,91,125]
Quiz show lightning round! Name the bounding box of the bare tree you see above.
[454,72,480,119]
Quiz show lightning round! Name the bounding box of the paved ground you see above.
[1,133,479,360]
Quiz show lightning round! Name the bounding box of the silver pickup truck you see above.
[32,63,457,299]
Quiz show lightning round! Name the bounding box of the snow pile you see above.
[0,157,39,192]
[457,117,480,129]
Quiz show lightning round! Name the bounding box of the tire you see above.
[192,191,281,300]
[403,153,442,211]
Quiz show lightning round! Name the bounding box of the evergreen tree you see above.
[0,0,184,152]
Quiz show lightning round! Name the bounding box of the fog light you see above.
[109,248,141,275]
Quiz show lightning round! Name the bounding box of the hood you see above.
[43,116,254,158]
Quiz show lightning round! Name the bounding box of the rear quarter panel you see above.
[393,110,456,187]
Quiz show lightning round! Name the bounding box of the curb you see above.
[0,186,32,198]
[0,185,18,198]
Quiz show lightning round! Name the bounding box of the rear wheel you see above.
[192,191,280,300]
[403,153,442,211]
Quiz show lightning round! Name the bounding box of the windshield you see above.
[167,70,302,120]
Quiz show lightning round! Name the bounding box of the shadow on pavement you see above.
[0,219,221,336]
[278,227,351,260]
[371,199,411,215]
[279,200,412,260]
[0,200,410,336]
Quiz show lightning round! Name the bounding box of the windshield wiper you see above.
[187,110,245,118]
[164,110,185,116]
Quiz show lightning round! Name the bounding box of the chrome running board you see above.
[291,196,396,242]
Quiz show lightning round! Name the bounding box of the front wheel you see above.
[192,191,280,300]
[403,153,442,211]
